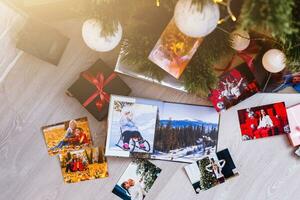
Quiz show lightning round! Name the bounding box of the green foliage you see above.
[78,0,300,95]
[183,21,235,96]
[239,0,300,72]
[199,157,217,190]
[239,0,297,43]
[283,0,300,72]
[133,159,161,192]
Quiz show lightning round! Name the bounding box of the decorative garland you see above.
[78,0,300,96]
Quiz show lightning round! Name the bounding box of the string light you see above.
[214,0,237,24]
[156,0,160,7]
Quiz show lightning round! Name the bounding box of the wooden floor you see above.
[1,3,300,200]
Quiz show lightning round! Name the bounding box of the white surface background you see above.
[1,2,300,200]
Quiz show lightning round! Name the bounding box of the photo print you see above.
[287,104,300,146]
[112,159,161,200]
[185,148,238,193]
[106,96,158,157]
[209,64,260,112]
[59,146,108,183]
[151,102,219,163]
[42,117,92,156]
[148,18,202,79]
[238,102,290,141]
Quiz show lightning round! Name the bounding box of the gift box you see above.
[287,104,300,147]
[67,59,131,121]
[16,18,69,65]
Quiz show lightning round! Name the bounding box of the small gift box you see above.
[16,18,69,65]
[67,59,131,121]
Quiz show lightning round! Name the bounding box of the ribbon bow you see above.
[81,71,116,112]
[215,41,260,73]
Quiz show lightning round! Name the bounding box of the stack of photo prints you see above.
[41,81,300,198]
[42,117,108,183]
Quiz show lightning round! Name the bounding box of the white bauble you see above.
[82,19,122,52]
[230,30,250,51]
[174,0,220,38]
[262,49,286,73]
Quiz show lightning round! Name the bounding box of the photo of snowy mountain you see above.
[151,102,219,163]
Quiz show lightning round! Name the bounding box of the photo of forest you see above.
[151,102,219,163]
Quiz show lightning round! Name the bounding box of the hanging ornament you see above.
[82,19,122,52]
[262,49,286,73]
[230,30,250,51]
[174,0,220,38]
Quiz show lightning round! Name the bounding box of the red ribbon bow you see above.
[81,71,116,112]
[215,41,260,73]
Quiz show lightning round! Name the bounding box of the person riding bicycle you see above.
[120,106,146,150]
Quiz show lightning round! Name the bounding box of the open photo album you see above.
[105,95,220,163]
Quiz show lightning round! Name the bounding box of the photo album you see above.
[238,102,290,141]
[59,146,108,183]
[42,117,92,156]
[184,148,238,193]
[209,64,260,112]
[287,104,300,147]
[148,19,202,79]
[105,95,220,163]
[112,159,161,200]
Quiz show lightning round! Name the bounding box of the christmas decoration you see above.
[230,30,250,51]
[67,59,131,121]
[174,0,220,38]
[72,0,300,97]
[239,0,300,72]
[262,49,286,73]
[82,18,122,52]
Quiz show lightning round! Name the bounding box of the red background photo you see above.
[238,102,290,140]
[209,64,260,112]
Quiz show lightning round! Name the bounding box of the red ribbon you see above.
[215,41,260,73]
[81,71,117,112]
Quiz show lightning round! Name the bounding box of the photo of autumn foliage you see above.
[59,146,108,183]
[42,117,92,156]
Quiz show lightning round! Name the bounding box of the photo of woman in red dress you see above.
[238,102,290,140]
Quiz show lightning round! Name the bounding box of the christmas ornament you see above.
[230,30,250,51]
[262,49,286,73]
[82,19,122,52]
[174,0,220,38]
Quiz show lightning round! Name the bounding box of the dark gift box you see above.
[16,18,69,65]
[67,59,131,121]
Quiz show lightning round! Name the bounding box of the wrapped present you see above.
[16,18,69,65]
[67,59,131,121]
